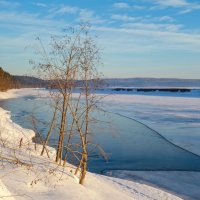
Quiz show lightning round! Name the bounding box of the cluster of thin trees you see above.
[33,25,104,184]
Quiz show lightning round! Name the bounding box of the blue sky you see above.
[0,0,200,78]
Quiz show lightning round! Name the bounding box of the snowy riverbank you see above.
[0,89,199,199]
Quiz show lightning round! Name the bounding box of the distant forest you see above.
[0,67,46,91]
[1,67,200,92]
[0,67,20,91]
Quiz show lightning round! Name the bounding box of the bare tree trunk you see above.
[79,70,89,184]
[64,91,82,165]
[41,103,58,156]
[56,95,67,164]
[79,151,87,184]
[68,102,88,184]
[32,25,102,184]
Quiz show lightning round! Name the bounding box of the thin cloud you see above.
[93,26,200,51]
[113,2,145,10]
[33,3,47,8]
[113,0,200,14]
[150,0,200,13]
[111,14,140,22]
[113,2,130,9]
[77,9,105,24]
[0,11,65,36]
[49,5,79,15]
[47,4,104,25]
[122,23,183,32]
[0,0,20,8]
[158,16,174,22]
[153,0,189,7]
[111,14,174,23]
[55,6,78,14]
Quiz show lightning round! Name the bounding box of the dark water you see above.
[1,95,200,173]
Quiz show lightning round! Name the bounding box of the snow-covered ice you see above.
[100,91,200,156]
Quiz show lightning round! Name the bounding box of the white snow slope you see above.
[0,89,183,200]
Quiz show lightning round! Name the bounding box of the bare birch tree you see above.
[32,24,103,184]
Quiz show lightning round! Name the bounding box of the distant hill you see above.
[0,67,20,91]
[0,68,48,91]
[103,78,200,88]
[14,76,48,88]
[2,68,200,91]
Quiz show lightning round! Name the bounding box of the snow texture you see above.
[99,91,200,156]
[0,88,198,200]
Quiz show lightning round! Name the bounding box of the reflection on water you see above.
[1,96,200,173]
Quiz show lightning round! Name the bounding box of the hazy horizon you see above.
[12,73,200,80]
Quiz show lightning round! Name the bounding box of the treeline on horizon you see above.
[1,67,200,92]
[0,67,47,91]
[0,67,21,91]
[0,67,105,91]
